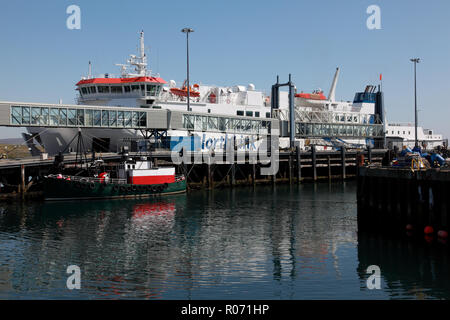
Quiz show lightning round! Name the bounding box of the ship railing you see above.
[46,174,127,184]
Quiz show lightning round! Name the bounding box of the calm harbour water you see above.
[1,182,450,300]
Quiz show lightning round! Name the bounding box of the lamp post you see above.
[410,58,420,148]
[181,28,194,111]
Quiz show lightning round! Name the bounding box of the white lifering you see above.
[226,99,231,104]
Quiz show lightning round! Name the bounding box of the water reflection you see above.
[1,182,450,299]
[357,232,450,299]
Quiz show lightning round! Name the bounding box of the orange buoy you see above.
[437,230,448,238]
[424,226,434,234]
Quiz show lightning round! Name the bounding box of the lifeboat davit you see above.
[170,86,200,98]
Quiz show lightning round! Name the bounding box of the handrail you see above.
[47,174,127,184]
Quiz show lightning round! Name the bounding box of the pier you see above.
[0,148,385,200]
[357,166,450,236]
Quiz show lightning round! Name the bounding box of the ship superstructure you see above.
[19,31,389,155]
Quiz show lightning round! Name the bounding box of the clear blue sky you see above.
[1,0,449,138]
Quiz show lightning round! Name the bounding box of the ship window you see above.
[11,106,21,124]
[77,109,84,126]
[90,86,97,93]
[31,107,41,125]
[68,109,77,126]
[246,111,253,117]
[50,108,59,126]
[41,108,49,125]
[111,86,123,94]
[140,85,145,92]
[255,112,260,117]
[138,112,146,127]
[124,111,132,127]
[117,111,124,127]
[146,84,157,96]
[403,131,405,134]
[59,109,67,125]
[94,110,101,126]
[266,112,271,118]
[98,86,110,93]
[124,86,131,93]
[132,112,139,127]
[85,109,93,126]
[237,110,244,116]
[131,85,140,92]
[102,110,109,126]
[109,110,117,126]
[81,87,88,94]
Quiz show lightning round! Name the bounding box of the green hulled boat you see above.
[43,158,186,200]
[44,175,186,200]
[43,174,186,201]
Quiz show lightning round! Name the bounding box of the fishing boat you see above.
[43,157,186,201]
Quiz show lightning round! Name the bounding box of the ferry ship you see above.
[21,31,385,155]
[386,123,445,149]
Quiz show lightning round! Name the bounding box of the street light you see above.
[181,27,194,111]
[410,58,420,148]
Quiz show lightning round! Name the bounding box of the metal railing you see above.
[46,174,127,184]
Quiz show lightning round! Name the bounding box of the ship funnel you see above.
[328,67,340,101]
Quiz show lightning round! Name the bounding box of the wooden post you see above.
[296,146,301,184]
[311,145,317,181]
[231,163,236,187]
[288,153,293,184]
[340,147,346,180]
[272,167,276,186]
[207,162,213,189]
[327,155,331,180]
[441,181,448,228]
[183,162,189,191]
[252,163,256,187]
[20,164,25,199]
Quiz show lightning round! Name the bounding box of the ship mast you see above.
[117,30,150,77]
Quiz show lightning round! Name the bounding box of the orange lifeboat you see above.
[295,90,326,100]
[170,86,200,98]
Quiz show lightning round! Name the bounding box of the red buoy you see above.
[424,226,434,234]
[437,230,448,239]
